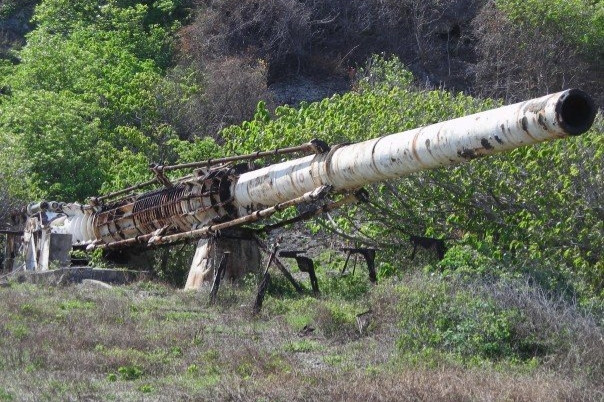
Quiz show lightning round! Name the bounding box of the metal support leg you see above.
[254,246,277,315]
[209,252,229,304]
[279,250,319,295]
[253,236,303,294]
[341,248,378,284]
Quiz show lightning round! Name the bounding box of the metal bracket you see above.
[253,235,304,294]
[341,247,377,284]
[309,138,330,154]
[209,252,229,304]
[279,250,319,294]
[149,164,173,188]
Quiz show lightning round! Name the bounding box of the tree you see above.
[0,0,193,200]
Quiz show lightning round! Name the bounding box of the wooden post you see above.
[3,233,22,272]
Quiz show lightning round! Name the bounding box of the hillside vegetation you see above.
[0,0,602,399]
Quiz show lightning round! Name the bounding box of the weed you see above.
[169,346,183,358]
[319,272,370,301]
[117,365,143,381]
[58,299,95,311]
[0,388,13,401]
[0,278,600,400]
[18,303,37,317]
[313,301,358,339]
[186,364,199,375]
[7,323,28,340]
[283,340,320,353]
[323,354,344,367]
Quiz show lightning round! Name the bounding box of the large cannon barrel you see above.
[232,89,597,210]
[18,89,597,250]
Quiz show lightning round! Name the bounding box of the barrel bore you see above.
[556,89,597,136]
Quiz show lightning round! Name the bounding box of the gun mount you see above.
[2,89,597,289]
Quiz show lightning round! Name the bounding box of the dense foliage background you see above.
[0,0,602,390]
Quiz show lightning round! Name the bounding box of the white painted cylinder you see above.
[53,203,97,245]
[233,89,596,210]
[33,89,596,250]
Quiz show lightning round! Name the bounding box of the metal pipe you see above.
[94,178,158,203]
[26,201,49,215]
[232,89,597,209]
[160,141,327,172]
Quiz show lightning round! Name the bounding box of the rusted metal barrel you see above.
[232,89,597,210]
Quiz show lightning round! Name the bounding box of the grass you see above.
[0,273,601,401]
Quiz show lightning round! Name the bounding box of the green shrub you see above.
[397,278,526,361]
[496,0,603,60]
[313,301,358,338]
[376,262,397,281]
[320,273,370,301]
[0,0,194,201]
[429,244,495,277]
[117,365,143,381]
[283,339,320,353]
[138,384,154,393]
[393,272,604,372]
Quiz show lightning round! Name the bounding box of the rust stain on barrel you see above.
[411,131,423,165]
[537,113,548,131]
[480,138,494,150]
[520,116,537,140]
[457,148,477,160]
[425,138,433,156]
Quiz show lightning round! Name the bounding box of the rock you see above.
[81,279,113,290]
[55,273,67,286]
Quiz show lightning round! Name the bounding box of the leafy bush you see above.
[117,365,143,381]
[0,91,106,200]
[0,0,198,200]
[319,273,370,301]
[396,278,520,360]
[474,1,603,103]
[496,0,603,61]
[395,274,603,368]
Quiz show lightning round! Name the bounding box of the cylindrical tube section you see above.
[233,89,596,209]
[26,201,49,215]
